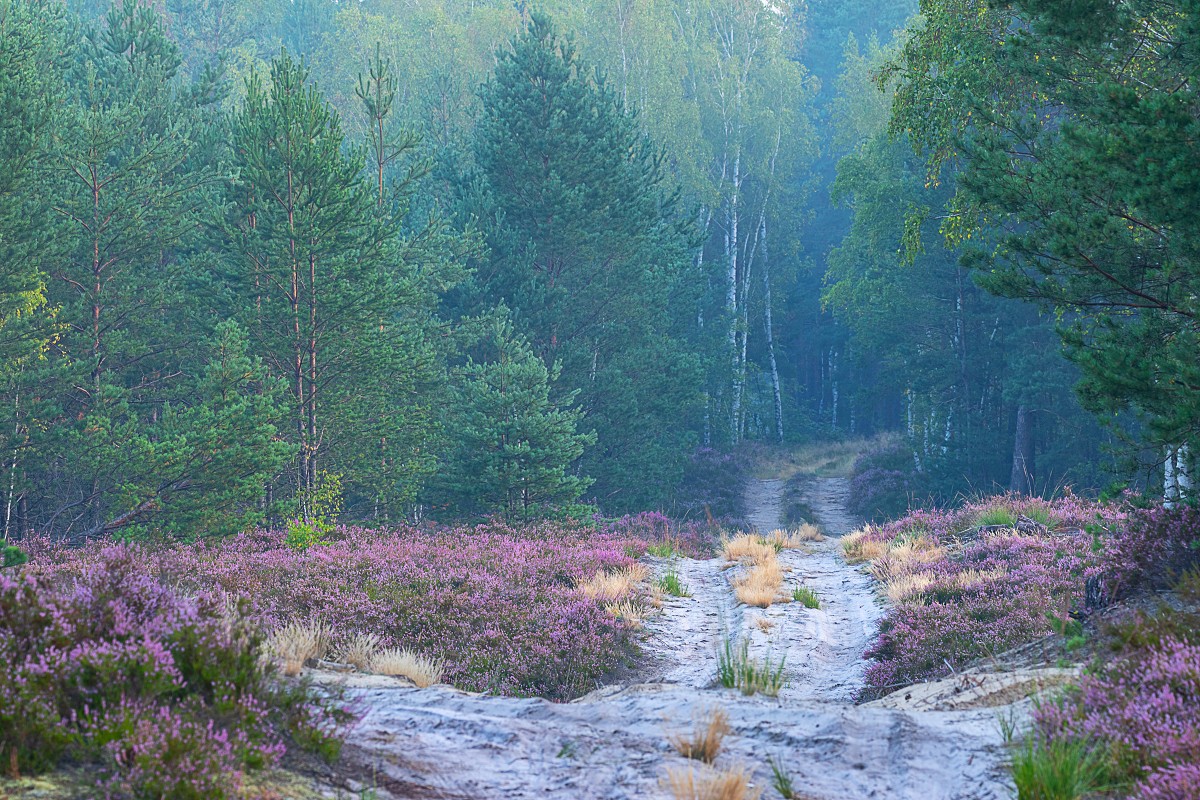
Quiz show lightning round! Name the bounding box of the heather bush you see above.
[0,546,351,796]
[674,447,749,522]
[607,511,719,559]
[33,519,654,701]
[856,494,1125,694]
[847,441,928,521]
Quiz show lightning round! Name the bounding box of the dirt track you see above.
[320,478,1017,800]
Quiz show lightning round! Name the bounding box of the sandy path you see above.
[321,478,1015,800]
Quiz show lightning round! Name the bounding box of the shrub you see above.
[0,545,349,793]
[608,511,719,559]
[674,448,749,522]
[855,495,1125,694]
[31,520,643,700]
[1033,635,1200,794]
[847,441,927,521]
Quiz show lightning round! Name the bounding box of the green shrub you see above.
[286,470,343,550]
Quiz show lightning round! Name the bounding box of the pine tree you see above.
[220,48,445,520]
[19,0,288,540]
[440,313,595,521]
[470,11,704,512]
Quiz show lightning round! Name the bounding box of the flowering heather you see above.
[1033,634,1200,799]
[28,518,669,701]
[607,511,718,559]
[0,545,348,797]
[855,494,1128,693]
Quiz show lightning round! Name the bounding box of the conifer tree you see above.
[440,313,595,521]
[220,49,445,519]
[19,0,288,539]
[470,11,704,512]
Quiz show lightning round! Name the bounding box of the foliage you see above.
[853,495,1128,693]
[792,586,820,609]
[23,518,690,700]
[437,313,595,521]
[2,545,27,569]
[286,470,343,550]
[0,545,351,793]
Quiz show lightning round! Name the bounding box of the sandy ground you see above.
[317,479,1019,800]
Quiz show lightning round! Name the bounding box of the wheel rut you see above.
[320,475,1016,799]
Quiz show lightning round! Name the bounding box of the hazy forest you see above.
[2,1,1199,799]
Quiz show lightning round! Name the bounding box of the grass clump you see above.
[335,631,381,670]
[722,533,775,565]
[576,564,648,603]
[663,763,763,800]
[767,755,800,799]
[267,618,332,676]
[648,542,680,558]
[716,636,787,697]
[668,706,730,765]
[734,560,784,608]
[659,565,692,597]
[791,586,820,609]
[1009,734,1114,800]
[370,647,445,687]
[976,506,1018,528]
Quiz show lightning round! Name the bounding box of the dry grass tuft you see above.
[266,618,330,676]
[884,571,937,604]
[734,559,785,608]
[336,631,381,670]
[755,617,775,633]
[723,534,775,565]
[790,523,825,543]
[869,537,946,582]
[840,528,870,561]
[577,569,635,602]
[605,599,648,628]
[664,764,763,800]
[577,564,650,603]
[622,563,651,584]
[668,706,730,764]
[370,647,445,687]
[953,567,1008,588]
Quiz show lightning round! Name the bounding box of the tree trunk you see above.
[727,150,742,444]
[1009,404,1034,495]
[1165,444,1190,508]
[761,217,783,443]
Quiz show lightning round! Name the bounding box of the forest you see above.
[3,0,1184,544]
[2,1,1200,800]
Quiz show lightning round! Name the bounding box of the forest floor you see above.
[312,475,1032,800]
